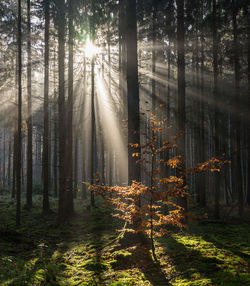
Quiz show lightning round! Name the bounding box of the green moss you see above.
[1,198,250,286]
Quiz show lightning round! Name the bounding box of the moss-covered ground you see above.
[0,196,249,285]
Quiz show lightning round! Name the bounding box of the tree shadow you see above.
[158,232,248,285]
[197,225,250,263]
[111,233,171,286]
[86,207,110,285]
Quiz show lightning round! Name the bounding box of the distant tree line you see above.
[0,0,249,225]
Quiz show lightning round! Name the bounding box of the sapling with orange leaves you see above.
[90,114,230,261]
[91,114,187,261]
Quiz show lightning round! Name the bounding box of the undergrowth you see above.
[0,195,249,285]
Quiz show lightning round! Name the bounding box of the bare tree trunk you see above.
[65,0,74,214]
[57,0,66,224]
[90,56,96,207]
[53,44,58,198]
[232,0,243,217]
[107,29,113,186]
[43,0,50,213]
[16,0,22,226]
[199,1,206,207]
[213,0,221,219]
[3,129,6,189]
[82,57,87,200]
[246,5,250,206]
[26,0,33,209]
[177,0,187,211]
[151,1,156,112]
[73,127,78,199]
[8,135,11,189]
[126,0,140,183]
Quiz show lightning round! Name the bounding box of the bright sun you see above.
[85,37,100,58]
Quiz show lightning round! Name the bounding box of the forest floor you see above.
[0,195,250,286]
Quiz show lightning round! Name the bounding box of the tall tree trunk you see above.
[177,0,187,211]
[199,0,206,207]
[232,0,243,217]
[57,0,66,223]
[246,5,250,206]
[65,0,74,214]
[151,1,156,112]
[16,0,22,226]
[126,0,140,183]
[213,0,221,219]
[43,0,50,212]
[82,57,87,200]
[89,1,96,207]
[53,44,58,198]
[119,0,127,127]
[90,56,96,207]
[107,28,113,186]
[26,0,33,209]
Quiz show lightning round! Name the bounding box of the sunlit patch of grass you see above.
[156,224,250,286]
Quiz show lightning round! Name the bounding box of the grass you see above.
[0,195,249,285]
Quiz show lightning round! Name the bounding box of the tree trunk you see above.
[65,0,74,214]
[212,0,221,219]
[53,43,58,198]
[177,0,187,211]
[246,5,250,206]
[90,56,96,207]
[126,0,140,183]
[16,0,22,226]
[82,57,87,200]
[107,28,113,186]
[8,135,11,189]
[26,0,33,209]
[3,129,6,189]
[151,1,156,112]
[43,0,50,213]
[199,1,206,207]
[232,0,243,217]
[57,0,66,224]
[73,127,78,199]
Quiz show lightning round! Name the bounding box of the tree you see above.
[16,0,22,226]
[246,3,250,206]
[26,0,33,210]
[43,0,50,213]
[232,0,243,217]
[176,0,187,211]
[212,0,221,219]
[126,0,140,183]
[57,0,66,223]
[65,0,74,214]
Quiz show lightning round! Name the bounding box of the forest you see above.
[0,0,250,285]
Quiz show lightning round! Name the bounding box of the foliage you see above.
[91,114,188,260]
[91,114,232,260]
